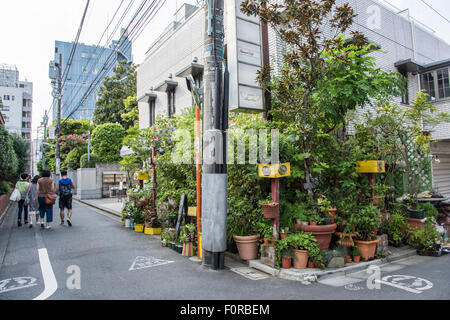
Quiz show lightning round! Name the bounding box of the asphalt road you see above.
[0,200,449,301]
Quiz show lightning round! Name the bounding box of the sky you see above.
[0,0,449,140]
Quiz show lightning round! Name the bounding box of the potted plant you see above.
[229,209,261,261]
[280,227,290,240]
[281,250,294,269]
[144,213,162,235]
[181,224,196,257]
[406,194,425,219]
[352,247,360,263]
[161,229,169,247]
[352,204,382,260]
[133,208,145,232]
[256,221,273,245]
[261,201,279,219]
[299,208,337,251]
[286,232,320,269]
[408,220,442,256]
[388,212,408,247]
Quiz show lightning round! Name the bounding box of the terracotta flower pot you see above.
[345,256,352,263]
[280,232,289,240]
[233,235,259,261]
[263,237,270,245]
[334,232,357,247]
[292,250,308,269]
[310,221,318,226]
[326,208,337,224]
[308,261,315,268]
[353,256,361,263]
[354,239,380,261]
[300,224,337,251]
[406,218,425,230]
[281,257,292,269]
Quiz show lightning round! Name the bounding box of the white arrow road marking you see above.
[33,248,58,300]
[129,256,174,271]
[0,277,38,294]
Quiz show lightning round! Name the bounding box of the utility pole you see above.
[87,130,91,166]
[55,53,62,177]
[41,112,48,171]
[202,0,227,270]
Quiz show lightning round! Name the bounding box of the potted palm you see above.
[352,204,382,260]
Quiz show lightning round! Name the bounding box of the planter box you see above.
[144,227,161,235]
[134,224,144,232]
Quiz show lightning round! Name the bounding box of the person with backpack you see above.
[56,170,75,227]
[15,173,31,227]
[35,170,56,229]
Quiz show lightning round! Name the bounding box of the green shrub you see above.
[80,153,99,168]
[91,123,125,163]
[419,202,438,221]
[0,181,12,195]
[0,126,18,181]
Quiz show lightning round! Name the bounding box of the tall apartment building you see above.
[53,29,132,122]
[0,63,33,172]
[136,1,450,197]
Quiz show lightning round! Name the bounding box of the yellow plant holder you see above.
[356,161,385,173]
[134,224,144,232]
[144,227,161,235]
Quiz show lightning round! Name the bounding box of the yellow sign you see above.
[136,172,149,181]
[188,207,197,217]
[258,163,291,178]
[356,161,385,173]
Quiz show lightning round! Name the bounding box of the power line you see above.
[419,0,450,24]
[62,0,166,123]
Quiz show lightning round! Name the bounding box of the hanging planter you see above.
[262,202,279,219]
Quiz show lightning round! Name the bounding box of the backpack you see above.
[59,180,72,197]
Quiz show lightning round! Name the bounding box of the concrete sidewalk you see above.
[75,197,125,217]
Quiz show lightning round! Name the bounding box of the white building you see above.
[0,63,33,172]
[137,1,450,197]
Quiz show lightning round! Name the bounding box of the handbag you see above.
[9,188,21,202]
[45,193,57,205]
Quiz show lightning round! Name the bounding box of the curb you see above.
[0,201,12,226]
[74,198,122,218]
[249,248,418,283]
[0,202,15,273]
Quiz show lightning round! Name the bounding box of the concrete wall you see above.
[76,168,101,200]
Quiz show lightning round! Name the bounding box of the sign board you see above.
[48,126,56,140]
[356,161,386,173]
[226,0,264,112]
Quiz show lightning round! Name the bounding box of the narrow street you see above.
[0,201,449,301]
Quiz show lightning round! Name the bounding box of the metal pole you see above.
[42,112,48,171]
[55,53,62,176]
[87,130,91,166]
[202,0,226,270]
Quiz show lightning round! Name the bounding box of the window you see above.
[11,95,15,101]
[19,84,25,88]
[82,66,88,73]
[82,80,87,85]
[22,132,30,139]
[421,67,450,101]
[421,72,436,101]
[92,68,98,75]
[22,121,31,129]
[3,95,10,101]
[401,80,409,105]
[437,68,450,99]
[167,90,176,117]
[22,111,31,118]
[149,100,156,127]
[1,105,9,111]
[81,51,89,58]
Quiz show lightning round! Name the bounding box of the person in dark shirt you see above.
[56,170,75,227]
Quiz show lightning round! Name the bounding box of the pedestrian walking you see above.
[16,173,31,227]
[27,175,40,228]
[56,170,75,227]
[35,170,56,229]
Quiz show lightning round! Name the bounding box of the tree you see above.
[93,61,137,130]
[241,0,404,201]
[11,134,30,175]
[91,123,125,163]
[0,125,18,182]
